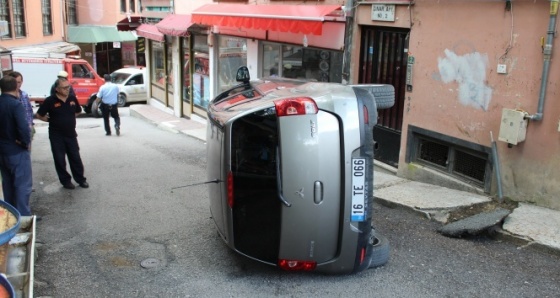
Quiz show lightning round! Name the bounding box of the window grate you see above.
[418,139,448,168]
[453,150,486,182]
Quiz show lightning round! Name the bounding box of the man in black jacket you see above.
[36,78,89,190]
[0,75,33,215]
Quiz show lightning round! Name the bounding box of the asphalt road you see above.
[30,108,560,298]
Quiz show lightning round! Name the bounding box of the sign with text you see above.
[372,4,396,22]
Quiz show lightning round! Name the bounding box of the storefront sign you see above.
[372,4,396,21]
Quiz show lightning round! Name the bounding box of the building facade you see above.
[135,0,560,211]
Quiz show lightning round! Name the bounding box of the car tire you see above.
[352,85,395,110]
[118,93,126,107]
[368,230,390,269]
[85,94,97,114]
[91,100,102,118]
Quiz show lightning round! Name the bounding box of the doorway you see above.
[359,26,409,168]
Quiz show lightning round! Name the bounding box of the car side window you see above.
[126,74,142,86]
[72,64,91,78]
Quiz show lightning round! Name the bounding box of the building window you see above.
[129,0,135,13]
[406,125,493,192]
[145,6,171,12]
[41,0,52,35]
[217,36,247,94]
[0,0,12,38]
[152,41,164,86]
[261,42,342,83]
[11,0,25,37]
[120,0,126,13]
[66,0,77,25]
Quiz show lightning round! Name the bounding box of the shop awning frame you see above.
[191,4,343,36]
[117,16,144,31]
[67,25,137,43]
[136,24,164,42]
[156,14,193,37]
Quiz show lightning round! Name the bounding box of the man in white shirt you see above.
[96,74,121,136]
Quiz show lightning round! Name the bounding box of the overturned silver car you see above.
[206,67,394,274]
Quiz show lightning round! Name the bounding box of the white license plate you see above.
[351,158,366,222]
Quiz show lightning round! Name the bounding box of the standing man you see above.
[36,78,89,189]
[8,72,35,139]
[0,76,33,216]
[96,74,121,136]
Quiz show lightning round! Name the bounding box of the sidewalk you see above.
[130,104,560,255]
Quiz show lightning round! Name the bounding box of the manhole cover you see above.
[140,258,160,268]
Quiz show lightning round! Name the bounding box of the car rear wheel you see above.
[91,100,102,118]
[368,230,390,268]
[118,93,126,107]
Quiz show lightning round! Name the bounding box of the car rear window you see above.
[230,108,281,262]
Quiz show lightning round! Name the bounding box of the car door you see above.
[66,62,99,105]
[124,73,145,102]
[277,110,342,263]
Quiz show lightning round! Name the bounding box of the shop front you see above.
[66,25,137,75]
[192,4,345,84]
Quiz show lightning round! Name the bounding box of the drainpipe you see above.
[341,0,355,85]
[526,0,558,121]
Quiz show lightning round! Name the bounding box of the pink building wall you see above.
[355,0,560,210]
[0,0,65,48]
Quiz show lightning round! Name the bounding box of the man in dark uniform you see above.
[0,76,33,215]
[36,78,89,189]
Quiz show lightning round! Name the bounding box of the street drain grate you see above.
[140,258,160,268]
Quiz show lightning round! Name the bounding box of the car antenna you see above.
[170,179,222,192]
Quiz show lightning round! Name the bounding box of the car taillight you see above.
[278,259,317,271]
[363,105,369,125]
[227,171,234,208]
[274,97,318,117]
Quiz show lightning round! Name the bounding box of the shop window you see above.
[166,42,173,90]
[261,42,342,83]
[188,35,210,109]
[217,36,247,94]
[151,41,165,86]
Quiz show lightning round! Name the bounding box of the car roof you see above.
[111,67,145,75]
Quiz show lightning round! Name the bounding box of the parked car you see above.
[206,67,395,274]
[86,67,147,117]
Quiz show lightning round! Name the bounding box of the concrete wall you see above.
[356,0,560,210]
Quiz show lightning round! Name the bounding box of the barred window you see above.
[67,0,77,25]
[11,0,24,37]
[0,0,12,38]
[129,0,135,13]
[41,0,52,35]
[120,0,126,13]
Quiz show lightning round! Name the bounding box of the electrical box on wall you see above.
[498,108,528,145]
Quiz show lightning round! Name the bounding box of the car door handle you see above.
[313,181,323,204]
[275,147,291,207]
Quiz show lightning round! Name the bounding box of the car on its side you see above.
[85,67,147,117]
[206,67,394,274]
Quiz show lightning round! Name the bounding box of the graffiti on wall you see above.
[438,49,492,111]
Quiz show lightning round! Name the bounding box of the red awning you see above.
[156,14,193,37]
[117,16,143,31]
[136,24,164,42]
[191,4,342,36]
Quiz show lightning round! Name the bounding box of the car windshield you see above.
[111,72,131,84]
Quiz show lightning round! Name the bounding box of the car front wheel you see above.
[118,93,127,107]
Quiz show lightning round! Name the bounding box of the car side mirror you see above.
[236,66,250,84]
